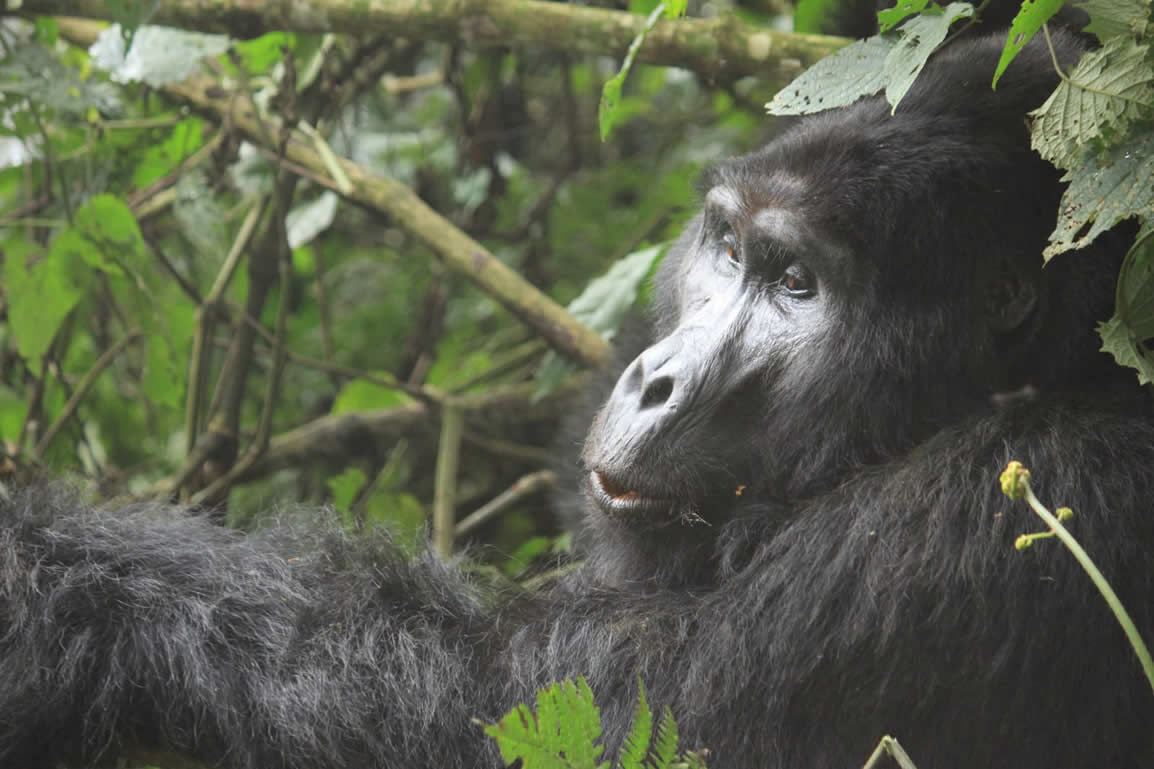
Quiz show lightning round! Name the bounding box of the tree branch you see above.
[55,18,609,368]
[34,0,847,82]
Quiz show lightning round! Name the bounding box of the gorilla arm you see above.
[0,490,515,769]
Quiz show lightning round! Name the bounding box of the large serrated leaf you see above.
[1046,132,1154,258]
[1030,38,1154,169]
[767,36,894,115]
[882,3,974,112]
[993,0,1067,87]
[1075,0,1152,42]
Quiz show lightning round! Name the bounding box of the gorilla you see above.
[1,30,1152,769]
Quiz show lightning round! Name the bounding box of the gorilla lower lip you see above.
[590,471,670,514]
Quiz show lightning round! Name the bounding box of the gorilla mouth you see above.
[589,470,677,520]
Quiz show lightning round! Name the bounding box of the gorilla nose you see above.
[619,336,687,417]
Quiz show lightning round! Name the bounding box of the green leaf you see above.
[882,4,974,111]
[599,4,665,140]
[767,36,894,114]
[331,378,412,415]
[1099,227,1154,385]
[992,0,1067,88]
[4,241,84,364]
[483,677,607,769]
[649,707,680,769]
[619,680,654,769]
[132,117,205,188]
[141,300,194,407]
[231,33,296,74]
[503,536,554,577]
[1075,0,1152,42]
[1116,226,1154,339]
[1099,315,1154,385]
[793,0,846,33]
[664,0,689,18]
[328,467,367,513]
[535,244,665,399]
[1045,132,1154,258]
[877,0,932,33]
[0,385,28,444]
[1030,38,1154,169]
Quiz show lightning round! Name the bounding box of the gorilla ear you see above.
[986,261,1039,333]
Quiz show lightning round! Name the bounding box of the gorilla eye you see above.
[722,232,741,266]
[782,264,815,297]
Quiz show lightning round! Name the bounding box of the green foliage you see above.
[769,3,974,115]
[483,677,705,769]
[1029,38,1154,169]
[1099,227,1154,383]
[793,0,846,34]
[1045,132,1154,257]
[991,0,1067,87]
[535,244,666,398]
[0,7,759,557]
[774,0,1154,384]
[600,2,689,140]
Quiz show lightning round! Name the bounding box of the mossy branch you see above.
[34,0,847,82]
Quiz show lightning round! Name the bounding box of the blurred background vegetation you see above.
[0,1,833,576]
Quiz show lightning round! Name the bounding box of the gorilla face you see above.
[583,183,851,528]
[581,31,1123,540]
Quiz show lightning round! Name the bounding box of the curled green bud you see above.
[1056,506,1073,522]
[1000,461,1030,500]
[1014,534,1033,550]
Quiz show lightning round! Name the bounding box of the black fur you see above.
[2,33,1153,769]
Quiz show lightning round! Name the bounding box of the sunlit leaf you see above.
[992,0,1066,87]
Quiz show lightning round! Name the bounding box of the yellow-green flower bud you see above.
[1000,461,1030,500]
[1056,506,1073,522]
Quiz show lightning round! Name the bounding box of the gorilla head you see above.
[581,31,1127,583]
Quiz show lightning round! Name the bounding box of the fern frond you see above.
[484,702,572,769]
[649,706,679,769]
[619,678,653,769]
[559,677,607,768]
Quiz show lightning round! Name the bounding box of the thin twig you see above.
[456,470,556,537]
[32,330,142,459]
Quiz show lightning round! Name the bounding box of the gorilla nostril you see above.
[640,376,674,410]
